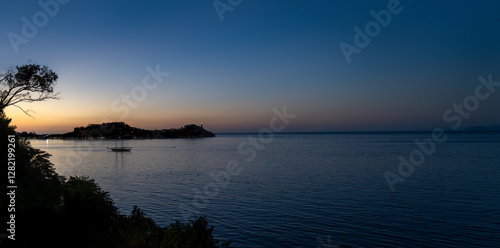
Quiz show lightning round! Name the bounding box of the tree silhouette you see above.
[0,62,59,116]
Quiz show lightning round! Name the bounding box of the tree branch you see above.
[12,104,36,119]
[0,63,59,116]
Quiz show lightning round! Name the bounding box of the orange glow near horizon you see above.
[5,99,283,134]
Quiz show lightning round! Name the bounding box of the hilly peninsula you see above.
[21,122,216,139]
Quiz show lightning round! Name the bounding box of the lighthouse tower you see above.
[201,122,203,129]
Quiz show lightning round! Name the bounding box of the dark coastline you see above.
[18,122,216,139]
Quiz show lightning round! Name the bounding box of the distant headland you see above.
[19,122,216,139]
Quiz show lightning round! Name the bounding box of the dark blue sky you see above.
[2,0,500,132]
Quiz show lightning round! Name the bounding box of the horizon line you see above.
[18,130,500,136]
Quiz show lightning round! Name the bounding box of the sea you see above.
[29,132,500,248]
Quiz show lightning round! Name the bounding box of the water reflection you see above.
[112,150,128,167]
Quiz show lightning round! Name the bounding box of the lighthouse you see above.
[201,122,203,129]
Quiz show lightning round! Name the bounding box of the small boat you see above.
[107,140,132,152]
[108,147,132,152]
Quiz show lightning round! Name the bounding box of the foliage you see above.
[0,63,59,116]
[163,217,232,248]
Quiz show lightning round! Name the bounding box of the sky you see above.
[1,0,500,133]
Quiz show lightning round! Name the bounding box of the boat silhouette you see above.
[107,140,132,152]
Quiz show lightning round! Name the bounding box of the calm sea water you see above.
[30,133,500,247]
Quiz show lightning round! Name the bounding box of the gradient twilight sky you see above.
[1,0,500,133]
